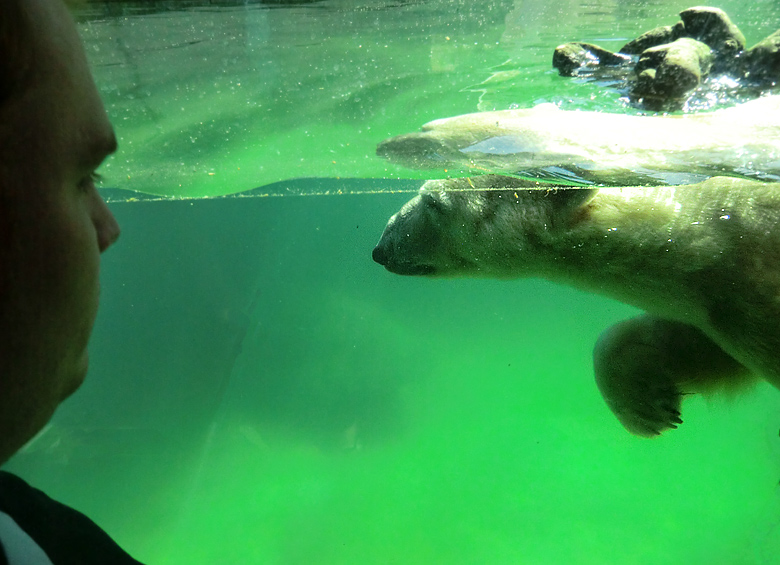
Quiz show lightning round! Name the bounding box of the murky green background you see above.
[7,0,780,563]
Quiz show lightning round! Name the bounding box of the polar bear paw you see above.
[593,318,687,437]
[593,315,755,437]
[599,371,684,437]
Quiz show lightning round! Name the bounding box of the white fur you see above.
[373,175,780,436]
[377,97,780,183]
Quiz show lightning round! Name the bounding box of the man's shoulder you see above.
[0,472,143,565]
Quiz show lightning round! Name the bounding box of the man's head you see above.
[0,0,120,464]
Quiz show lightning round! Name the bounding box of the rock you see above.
[552,42,631,76]
[679,6,745,68]
[551,6,776,109]
[737,30,780,84]
[633,38,713,101]
[620,23,685,55]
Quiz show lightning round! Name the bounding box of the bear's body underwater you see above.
[372,174,780,436]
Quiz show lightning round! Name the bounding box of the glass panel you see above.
[6,1,780,563]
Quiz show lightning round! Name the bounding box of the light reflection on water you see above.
[79,0,780,198]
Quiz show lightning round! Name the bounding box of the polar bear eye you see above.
[422,192,446,213]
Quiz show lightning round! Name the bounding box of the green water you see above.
[6,1,780,563]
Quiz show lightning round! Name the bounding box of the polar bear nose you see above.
[372,242,437,276]
[372,244,389,266]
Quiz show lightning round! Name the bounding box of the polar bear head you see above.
[372,175,597,279]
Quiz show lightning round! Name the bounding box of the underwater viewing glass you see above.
[6,0,780,563]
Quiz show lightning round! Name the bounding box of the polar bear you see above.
[372,174,780,437]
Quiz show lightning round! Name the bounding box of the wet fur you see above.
[373,174,779,436]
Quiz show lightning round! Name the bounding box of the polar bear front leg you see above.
[593,315,751,437]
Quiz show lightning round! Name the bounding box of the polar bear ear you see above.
[543,187,599,215]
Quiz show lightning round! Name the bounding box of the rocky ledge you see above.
[553,6,779,109]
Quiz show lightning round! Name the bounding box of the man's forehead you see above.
[0,0,115,172]
[31,1,114,146]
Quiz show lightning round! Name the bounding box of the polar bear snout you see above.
[372,241,436,275]
[371,243,391,266]
[372,208,439,276]
[372,238,436,276]
[376,133,454,169]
